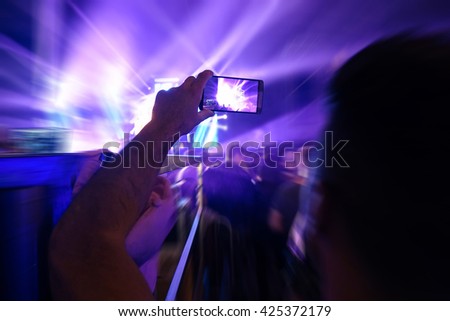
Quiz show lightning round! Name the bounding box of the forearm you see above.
[49,70,214,300]
[92,122,178,233]
[49,122,178,299]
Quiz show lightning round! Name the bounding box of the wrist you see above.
[139,121,180,145]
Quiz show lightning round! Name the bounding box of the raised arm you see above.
[49,70,214,300]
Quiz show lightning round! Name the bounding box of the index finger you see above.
[192,70,214,91]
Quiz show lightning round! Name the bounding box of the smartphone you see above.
[199,76,263,114]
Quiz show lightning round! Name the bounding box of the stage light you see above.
[215,113,228,120]
[154,78,180,92]
[107,145,120,153]
[217,124,228,131]
[130,92,156,137]
[1,0,328,152]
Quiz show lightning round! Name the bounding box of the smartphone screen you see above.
[200,76,263,114]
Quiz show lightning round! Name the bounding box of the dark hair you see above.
[197,165,284,300]
[323,33,450,299]
[202,165,263,231]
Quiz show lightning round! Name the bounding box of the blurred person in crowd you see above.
[304,33,450,299]
[268,147,310,242]
[267,148,308,265]
[194,165,285,300]
[224,142,259,182]
[267,146,321,300]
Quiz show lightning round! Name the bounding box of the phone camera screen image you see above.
[201,76,263,113]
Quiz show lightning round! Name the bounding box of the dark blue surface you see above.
[0,153,89,300]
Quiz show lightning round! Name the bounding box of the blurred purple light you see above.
[1,0,450,152]
[213,78,258,113]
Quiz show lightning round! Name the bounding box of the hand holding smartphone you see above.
[199,76,264,114]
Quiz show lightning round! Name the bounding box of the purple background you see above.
[1,0,450,147]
